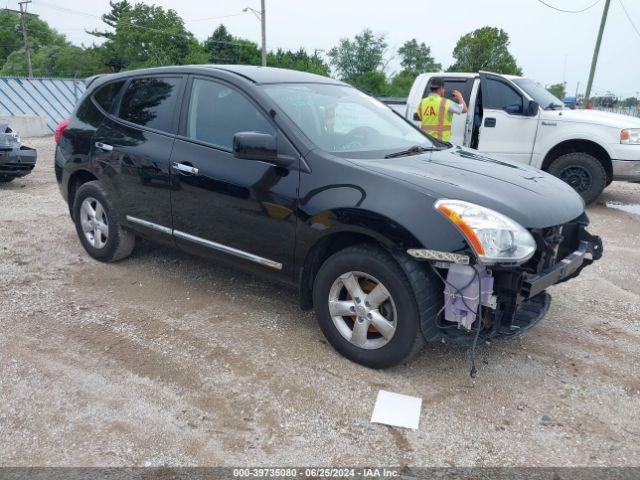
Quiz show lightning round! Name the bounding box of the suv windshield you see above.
[512,78,565,110]
[263,83,434,157]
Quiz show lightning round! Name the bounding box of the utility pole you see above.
[260,0,266,67]
[584,0,611,107]
[18,0,33,78]
[244,2,267,66]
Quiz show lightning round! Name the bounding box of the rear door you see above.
[420,77,473,145]
[477,72,539,163]
[91,75,186,241]
[169,76,299,278]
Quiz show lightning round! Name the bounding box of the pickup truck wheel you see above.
[72,181,136,262]
[547,152,606,205]
[313,244,438,369]
[0,175,15,183]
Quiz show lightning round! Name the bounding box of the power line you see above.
[618,0,640,39]
[535,0,602,13]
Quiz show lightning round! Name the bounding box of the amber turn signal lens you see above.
[436,204,486,256]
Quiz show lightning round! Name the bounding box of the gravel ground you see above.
[1,136,639,467]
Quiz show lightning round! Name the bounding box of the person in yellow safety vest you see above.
[417,77,468,142]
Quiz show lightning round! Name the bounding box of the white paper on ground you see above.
[370,390,422,430]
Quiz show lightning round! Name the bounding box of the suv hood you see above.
[542,108,640,128]
[351,146,584,229]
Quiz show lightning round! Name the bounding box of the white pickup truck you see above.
[403,72,640,203]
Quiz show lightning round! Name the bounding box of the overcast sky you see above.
[23,0,640,98]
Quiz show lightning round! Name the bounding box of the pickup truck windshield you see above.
[263,83,434,157]
[512,78,565,110]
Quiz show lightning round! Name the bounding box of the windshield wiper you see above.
[546,102,563,110]
[384,145,434,159]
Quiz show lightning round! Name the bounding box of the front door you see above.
[477,72,539,164]
[169,76,298,278]
[91,75,185,240]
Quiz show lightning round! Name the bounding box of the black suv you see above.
[55,66,602,369]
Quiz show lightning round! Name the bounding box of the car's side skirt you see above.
[126,215,283,271]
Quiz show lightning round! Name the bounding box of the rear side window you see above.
[424,78,472,104]
[186,78,276,150]
[484,78,523,114]
[118,77,182,132]
[93,81,124,112]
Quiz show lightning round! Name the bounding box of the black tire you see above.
[312,244,442,369]
[547,152,606,205]
[0,175,15,183]
[72,180,136,262]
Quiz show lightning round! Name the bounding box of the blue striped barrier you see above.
[0,77,85,133]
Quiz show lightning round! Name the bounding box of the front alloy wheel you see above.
[313,245,438,369]
[328,271,397,350]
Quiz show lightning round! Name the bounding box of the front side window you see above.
[263,83,433,157]
[93,81,125,113]
[186,78,276,150]
[484,78,523,114]
[512,78,564,110]
[118,77,182,132]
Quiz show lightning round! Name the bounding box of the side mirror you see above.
[232,132,291,167]
[526,100,539,117]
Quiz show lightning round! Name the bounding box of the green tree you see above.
[1,45,104,77]
[203,24,261,65]
[387,39,442,96]
[448,26,522,75]
[268,48,329,76]
[547,83,566,100]
[398,39,441,75]
[328,29,389,95]
[89,0,202,71]
[622,97,638,108]
[0,9,67,67]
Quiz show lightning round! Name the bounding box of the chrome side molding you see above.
[173,230,283,270]
[126,215,172,235]
[125,215,283,270]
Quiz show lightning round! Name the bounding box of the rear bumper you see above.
[0,146,37,178]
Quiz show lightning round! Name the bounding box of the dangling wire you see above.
[429,262,484,377]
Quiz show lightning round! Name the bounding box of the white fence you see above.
[0,77,85,133]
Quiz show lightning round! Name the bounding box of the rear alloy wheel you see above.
[313,244,434,369]
[79,197,109,249]
[547,152,606,205]
[72,181,136,262]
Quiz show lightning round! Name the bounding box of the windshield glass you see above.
[512,78,564,109]
[262,83,434,157]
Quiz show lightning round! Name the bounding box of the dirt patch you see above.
[0,136,639,467]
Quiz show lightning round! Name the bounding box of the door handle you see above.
[484,117,496,127]
[95,142,114,151]
[172,162,199,175]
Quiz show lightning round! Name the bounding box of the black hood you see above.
[350,146,585,229]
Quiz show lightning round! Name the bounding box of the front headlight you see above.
[621,128,640,144]
[435,199,537,264]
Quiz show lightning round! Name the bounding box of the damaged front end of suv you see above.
[409,199,602,352]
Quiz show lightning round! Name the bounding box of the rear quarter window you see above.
[117,77,182,133]
[92,81,125,113]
